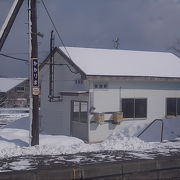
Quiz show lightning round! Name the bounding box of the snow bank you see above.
[101,131,153,151]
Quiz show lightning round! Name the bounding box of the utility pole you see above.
[29,0,39,146]
[49,30,55,102]
[0,0,39,145]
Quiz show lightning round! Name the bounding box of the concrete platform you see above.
[0,150,180,179]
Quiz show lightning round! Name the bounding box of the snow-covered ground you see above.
[0,108,29,126]
[0,114,180,171]
[0,116,180,160]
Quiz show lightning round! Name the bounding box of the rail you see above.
[137,119,164,142]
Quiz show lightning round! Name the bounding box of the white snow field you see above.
[0,116,180,160]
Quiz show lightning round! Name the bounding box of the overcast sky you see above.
[0,0,180,77]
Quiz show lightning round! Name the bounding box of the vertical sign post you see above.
[30,0,39,146]
[32,58,39,93]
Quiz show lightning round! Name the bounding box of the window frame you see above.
[15,86,25,93]
[72,101,88,123]
[122,98,147,119]
[94,82,108,89]
[166,98,180,117]
[75,79,83,85]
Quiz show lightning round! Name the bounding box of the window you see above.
[94,82,108,89]
[166,98,180,117]
[135,99,147,118]
[75,79,83,85]
[15,86,25,93]
[122,99,134,118]
[122,98,147,118]
[72,101,88,123]
[73,102,80,121]
[80,102,88,123]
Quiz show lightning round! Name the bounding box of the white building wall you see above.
[88,80,180,142]
[40,52,88,136]
[40,51,180,143]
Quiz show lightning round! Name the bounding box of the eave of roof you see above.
[60,91,89,96]
[86,75,180,82]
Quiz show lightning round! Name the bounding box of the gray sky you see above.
[0,0,180,77]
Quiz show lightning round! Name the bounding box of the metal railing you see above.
[137,119,164,142]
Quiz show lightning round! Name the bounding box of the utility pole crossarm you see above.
[0,0,24,51]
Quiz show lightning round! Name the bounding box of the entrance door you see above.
[71,101,88,140]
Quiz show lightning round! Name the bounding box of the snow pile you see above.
[0,117,180,159]
[100,131,153,151]
[112,120,148,137]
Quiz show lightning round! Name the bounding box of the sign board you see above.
[32,58,39,95]
[32,87,40,95]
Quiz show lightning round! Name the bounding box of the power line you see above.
[0,54,79,75]
[0,52,47,63]
[6,50,49,55]
[0,53,28,62]
[40,0,72,60]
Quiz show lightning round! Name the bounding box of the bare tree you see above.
[168,38,180,57]
[113,37,120,49]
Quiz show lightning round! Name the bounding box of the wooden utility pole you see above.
[0,0,39,146]
[30,0,39,146]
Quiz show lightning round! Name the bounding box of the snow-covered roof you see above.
[0,78,27,92]
[60,47,180,78]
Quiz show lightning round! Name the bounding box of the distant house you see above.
[0,78,29,108]
[39,47,180,142]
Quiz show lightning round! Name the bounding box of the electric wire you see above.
[5,50,49,55]
[0,2,78,79]
[40,0,72,60]
[0,53,28,62]
[0,54,79,74]
[0,2,73,65]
